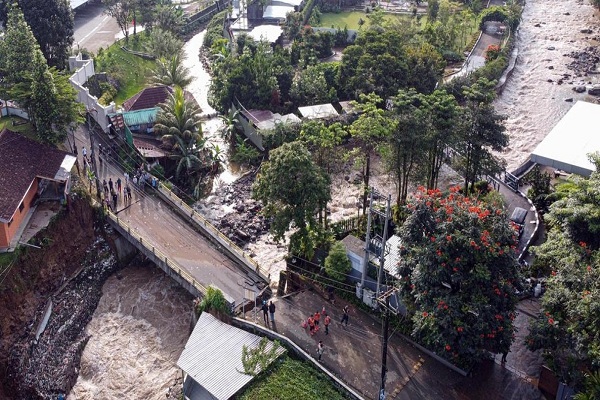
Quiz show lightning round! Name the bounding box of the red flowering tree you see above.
[397,186,522,369]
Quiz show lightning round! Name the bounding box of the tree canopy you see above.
[526,157,600,386]
[252,141,331,242]
[1,0,74,69]
[398,187,522,369]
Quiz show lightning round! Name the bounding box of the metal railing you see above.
[157,182,270,281]
[104,207,208,295]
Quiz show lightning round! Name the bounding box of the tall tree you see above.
[0,4,82,143]
[383,89,428,208]
[1,0,74,69]
[252,141,331,242]
[398,187,522,369]
[349,93,394,214]
[456,78,508,193]
[299,120,346,173]
[145,28,183,59]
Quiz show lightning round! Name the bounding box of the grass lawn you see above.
[94,33,156,106]
[0,116,36,139]
[238,356,350,400]
[317,11,424,30]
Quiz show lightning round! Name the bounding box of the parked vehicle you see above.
[510,207,528,238]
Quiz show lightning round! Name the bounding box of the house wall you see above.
[0,179,38,249]
[231,103,265,151]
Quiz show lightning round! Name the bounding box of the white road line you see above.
[78,15,110,46]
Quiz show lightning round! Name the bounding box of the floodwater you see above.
[68,264,193,399]
[182,31,242,189]
[493,0,599,171]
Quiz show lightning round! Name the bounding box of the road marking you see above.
[78,15,110,46]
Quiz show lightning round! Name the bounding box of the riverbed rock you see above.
[573,86,586,93]
[564,98,573,102]
[588,85,600,95]
[581,28,593,34]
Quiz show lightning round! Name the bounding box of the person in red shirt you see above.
[324,314,331,335]
[314,311,321,332]
[308,316,315,335]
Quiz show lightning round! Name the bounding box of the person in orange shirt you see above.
[314,311,321,332]
[324,314,331,335]
[308,316,315,335]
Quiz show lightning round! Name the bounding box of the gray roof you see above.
[177,312,284,400]
[383,235,401,278]
[298,103,339,120]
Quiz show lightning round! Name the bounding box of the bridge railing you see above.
[156,182,270,281]
[105,208,208,296]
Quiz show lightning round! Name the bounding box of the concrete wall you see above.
[68,54,116,133]
[1,106,29,119]
[231,103,265,151]
[231,317,365,400]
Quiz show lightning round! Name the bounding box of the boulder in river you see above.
[573,86,586,93]
[588,85,600,96]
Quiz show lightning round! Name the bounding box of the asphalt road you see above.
[73,1,121,53]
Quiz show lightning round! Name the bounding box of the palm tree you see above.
[151,53,193,89]
[218,109,240,142]
[154,85,203,149]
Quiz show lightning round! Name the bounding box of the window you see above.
[19,202,24,213]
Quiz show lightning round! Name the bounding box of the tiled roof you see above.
[0,129,73,222]
[177,312,284,400]
[123,86,173,111]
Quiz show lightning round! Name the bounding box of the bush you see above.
[324,241,352,282]
[203,10,228,49]
[441,49,464,64]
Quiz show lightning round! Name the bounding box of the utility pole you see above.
[377,288,397,400]
[376,194,391,298]
[360,190,374,297]
[87,109,102,199]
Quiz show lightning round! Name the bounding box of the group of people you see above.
[102,176,132,212]
[261,300,276,324]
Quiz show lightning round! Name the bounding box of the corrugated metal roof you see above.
[122,108,159,126]
[177,313,284,400]
[298,103,339,120]
[384,235,402,278]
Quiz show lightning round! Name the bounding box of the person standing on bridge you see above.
[117,177,122,194]
[269,301,276,323]
[108,178,114,192]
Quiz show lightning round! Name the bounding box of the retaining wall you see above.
[68,54,116,133]
[231,317,365,400]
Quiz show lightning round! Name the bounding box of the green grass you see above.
[94,33,156,107]
[317,11,423,30]
[238,356,350,400]
[0,116,36,138]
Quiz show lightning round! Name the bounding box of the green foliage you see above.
[152,3,185,34]
[299,120,346,172]
[524,165,553,215]
[238,356,348,400]
[290,64,337,106]
[103,0,133,43]
[231,137,262,167]
[525,157,600,386]
[144,28,183,59]
[573,371,600,400]
[94,37,156,106]
[261,122,302,151]
[197,286,230,315]
[241,337,284,376]
[203,10,228,49]
[398,187,522,369]
[252,141,331,242]
[324,241,352,282]
[151,53,192,88]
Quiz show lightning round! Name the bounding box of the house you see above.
[0,129,76,251]
[233,104,302,150]
[177,312,285,400]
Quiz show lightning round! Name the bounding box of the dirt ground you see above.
[0,190,99,398]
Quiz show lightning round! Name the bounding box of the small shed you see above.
[177,312,285,400]
[298,103,339,120]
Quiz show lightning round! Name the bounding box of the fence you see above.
[105,208,209,298]
[156,182,271,282]
[0,105,29,119]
